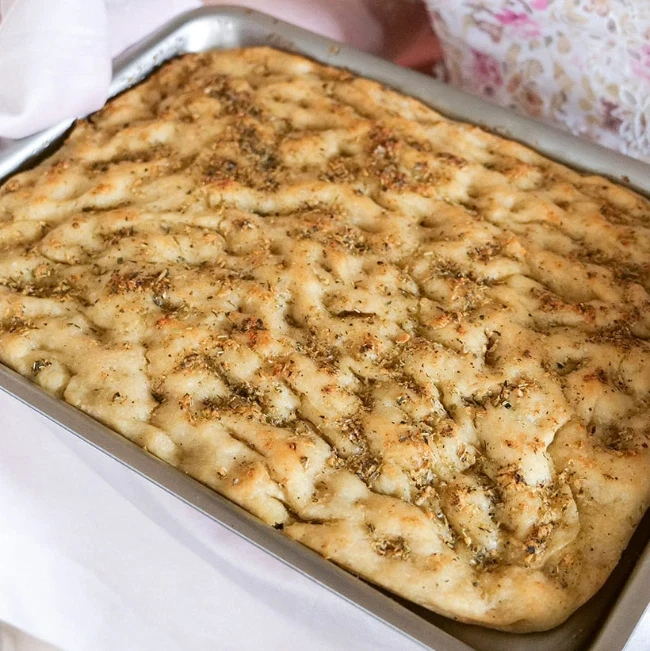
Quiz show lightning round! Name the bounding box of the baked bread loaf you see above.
[0,47,648,632]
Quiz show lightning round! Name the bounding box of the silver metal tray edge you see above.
[0,7,648,651]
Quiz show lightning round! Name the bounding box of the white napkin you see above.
[0,0,199,139]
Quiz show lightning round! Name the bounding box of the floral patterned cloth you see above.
[424,0,650,163]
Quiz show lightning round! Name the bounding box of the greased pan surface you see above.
[0,7,648,650]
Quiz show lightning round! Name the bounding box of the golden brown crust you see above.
[0,47,649,632]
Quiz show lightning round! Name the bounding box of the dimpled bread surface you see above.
[0,47,649,632]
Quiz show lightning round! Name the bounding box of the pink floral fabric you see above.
[424,0,650,163]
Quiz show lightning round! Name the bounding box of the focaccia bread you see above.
[0,47,648,632]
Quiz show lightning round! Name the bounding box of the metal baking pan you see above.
[0,7,648,650]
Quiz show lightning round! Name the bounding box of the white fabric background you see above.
[0,0,200,138]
